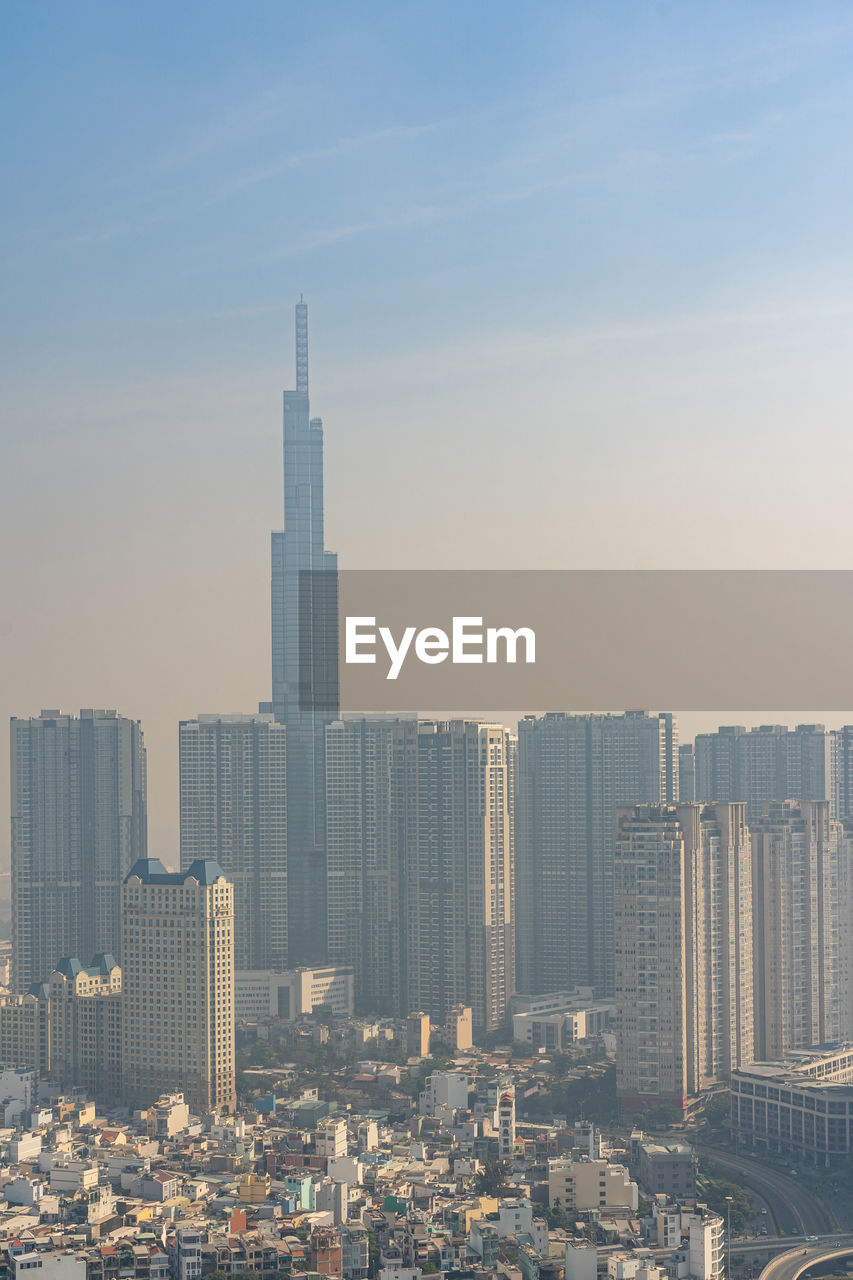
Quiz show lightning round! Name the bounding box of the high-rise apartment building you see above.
[326,717,515,1034]
[832,726,853,821]
[678,744,695,802]
[10,709,147,991]
[516,712,678,998]
[325,717,402,1013]
[121,859,236,1114]
[0,985,50,1077]
[270,300,338,965]
[614,803,754,1112]
[48,954,122,1099]
[751,800,840,1059]
[395,720,515,1036]
[179,714,287,970]
[0,953,120,1096]
[694,723,831,824]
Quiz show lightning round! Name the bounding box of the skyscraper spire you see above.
[295,295,309,395]
[270,299,338,966]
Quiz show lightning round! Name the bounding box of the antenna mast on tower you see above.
[295,295,309,395]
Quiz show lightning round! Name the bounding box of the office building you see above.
[751,800,841,1059]
[10,709,147,991]
[516,711,678,998]
[121,859,236,1114]
[234,965,354,1022]
[270,299,338,965]
[179,714,287,969]
[731,1044,853,1164]
[614,803,754,1112]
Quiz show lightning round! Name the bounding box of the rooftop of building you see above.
[125,858,226,886]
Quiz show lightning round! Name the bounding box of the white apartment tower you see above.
[752,799,841,1059]
[10,709,147,991]
[614,803,754,1112]
[121,858,236,1114]
[179,714,287,969]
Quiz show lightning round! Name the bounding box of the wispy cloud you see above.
[220,121,441,196]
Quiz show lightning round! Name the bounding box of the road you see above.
[758,1238,853,1280]
[698,1146,837,1236]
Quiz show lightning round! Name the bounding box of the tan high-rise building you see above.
[752,800,840,1060]
[121,859,235,1114]
[614,803,753,1113]
[48,954,122,1098]
[0,985,50,1077]
[0,954,121,1097]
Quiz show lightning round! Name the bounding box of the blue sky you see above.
[4,1,853,853]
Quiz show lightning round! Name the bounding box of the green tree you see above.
[702,1177,752,1233]
[475,1158,511,1197]
[704,1093,731,1130]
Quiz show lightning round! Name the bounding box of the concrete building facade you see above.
[121,858,235,1114]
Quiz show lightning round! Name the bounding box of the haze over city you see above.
[6,4,853,856]
[9,7,853,1274]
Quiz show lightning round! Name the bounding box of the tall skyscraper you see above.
[614,803,754,1113]
[395,720,515,1037]
[179,714,287,970]
[270,299,338,965]
[515,711,678,998]
[694,723,831,824]
[121,858,236,1114]
[327,717,515,1034]
[751,800,840,1059]
[10,708,147,991]
[325,717,401,1014]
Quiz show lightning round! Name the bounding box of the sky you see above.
[4,1,853,859]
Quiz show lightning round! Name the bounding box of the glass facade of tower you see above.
[270,302,339,964]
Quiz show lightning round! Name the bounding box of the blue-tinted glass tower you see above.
[270,299,339,963]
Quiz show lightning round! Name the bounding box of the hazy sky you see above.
[5,2,853,858]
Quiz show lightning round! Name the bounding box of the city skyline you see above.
[7,4,853,859]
